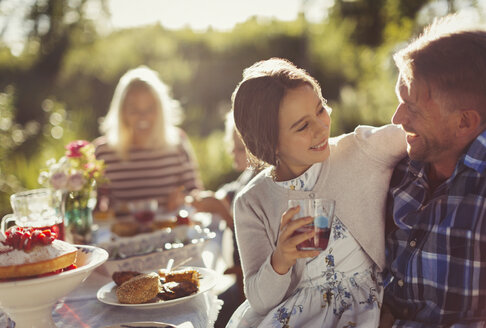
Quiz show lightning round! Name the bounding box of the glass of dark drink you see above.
[128,199,158,224]
[288,198,335,251]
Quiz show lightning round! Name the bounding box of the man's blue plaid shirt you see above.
[384,130,486,327]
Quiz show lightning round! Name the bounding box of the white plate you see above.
[103,322,176,328]
[96,267,218,308]
[103,322,194,328]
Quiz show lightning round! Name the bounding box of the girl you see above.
[226,58,406,327]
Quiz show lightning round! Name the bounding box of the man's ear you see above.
[457,109,481,138]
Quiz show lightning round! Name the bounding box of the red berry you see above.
[25,239,32,251]
[4,225,56,250]
[12,233,20,249]
[63,264,77,272]
[20,233,28,249]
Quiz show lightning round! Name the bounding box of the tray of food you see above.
[97,266,219,308]
[93,223,216,277]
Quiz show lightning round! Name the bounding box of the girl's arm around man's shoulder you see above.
[353,124,407,167]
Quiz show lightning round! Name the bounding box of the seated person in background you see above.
[94,66,203,213]
[189,111,257,278]
[189,111,257,229]
[188,112,256,328]
[214,112,258,223]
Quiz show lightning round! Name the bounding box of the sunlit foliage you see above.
[0,0,482,215]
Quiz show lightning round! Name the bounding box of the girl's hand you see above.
[271,205,320,275]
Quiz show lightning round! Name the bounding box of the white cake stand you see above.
[0,245,108,328]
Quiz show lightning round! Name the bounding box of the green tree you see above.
[0,0,484,213]
[0,0,107,153]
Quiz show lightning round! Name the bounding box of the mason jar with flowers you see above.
[39,140,106,244]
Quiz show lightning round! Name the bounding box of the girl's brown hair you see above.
[231,58,326,168]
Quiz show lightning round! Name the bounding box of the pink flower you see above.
[65,140,89,158]
[67,172,86,191]
[50,171,68,190]
[84,162,98,178]
[39,140,107,193]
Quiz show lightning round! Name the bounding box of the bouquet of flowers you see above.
[39,140,107,244]
[39,140,106,193]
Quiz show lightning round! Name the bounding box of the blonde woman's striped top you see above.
[94,137,202,210]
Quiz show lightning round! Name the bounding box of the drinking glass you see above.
[288,197,335,251]
[128,199,158,223]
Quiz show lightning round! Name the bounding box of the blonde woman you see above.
[94,66,202,212]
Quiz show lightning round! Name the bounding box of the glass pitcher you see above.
[1,188,65,240]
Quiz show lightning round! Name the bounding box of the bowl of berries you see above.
[0,226,108,328]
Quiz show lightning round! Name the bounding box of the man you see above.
[383,15,486,326]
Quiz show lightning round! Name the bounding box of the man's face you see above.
[392,75,458,168]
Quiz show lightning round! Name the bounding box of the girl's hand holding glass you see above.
[271,205,320,275]
[288,198,334,251]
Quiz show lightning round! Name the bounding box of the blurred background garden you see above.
[0,0,485,216]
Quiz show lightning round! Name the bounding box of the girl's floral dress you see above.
[227,163,383,328]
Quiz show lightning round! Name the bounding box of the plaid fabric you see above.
[384,130,486,327]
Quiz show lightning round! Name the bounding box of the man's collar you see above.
[462,129,486,174]
[406,129,486,178]
[408,159,426,178]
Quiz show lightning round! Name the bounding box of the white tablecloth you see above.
[0,213,231,328]
[0,271,222,328]
[51,269,223,328]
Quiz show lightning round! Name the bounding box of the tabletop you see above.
[51,269,223,328]
[0,268,223,328]
[0,212,234,328]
